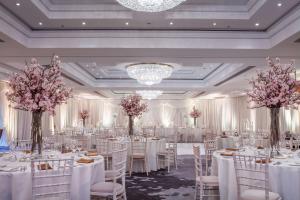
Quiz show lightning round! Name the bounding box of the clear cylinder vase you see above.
[31,111,43,155]
[194,118,197,127]
[270,107,280,156]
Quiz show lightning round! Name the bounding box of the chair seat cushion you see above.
[196,176,219,185]
[241,189,281,200]
[91,182,123,195]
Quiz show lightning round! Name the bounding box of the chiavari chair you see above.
[193,145,219,200]
[129,137,149,176]
[91,146,128,200]
[203,139,217,175]
[233,154,281,200]
[31,157,74,200]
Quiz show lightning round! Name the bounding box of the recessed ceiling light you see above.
[82,21,86,26]
[38,22,43,26]
[277,2,282,7]
[16,2,20,6]
[255,23,260,27]
[125,22,129,26]
[169,21,174,25]
[213,22,217,26]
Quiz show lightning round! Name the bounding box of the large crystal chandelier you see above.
[116,0,186,12]
[127,63,173,86]
[136,90,163,100]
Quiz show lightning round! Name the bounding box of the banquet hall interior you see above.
[0,0,300,200]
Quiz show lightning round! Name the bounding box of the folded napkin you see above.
[61,149,72,154]
[256,159,271,164]
[85,151,98,156]
[38,163,52,170]
[220,152,234,156]
[76,158,94,164]
[257,146,264,149]
[225,148,239,151]
[22,150,31,154]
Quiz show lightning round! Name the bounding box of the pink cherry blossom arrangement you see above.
[79,110,89,120]
[120,94,148,117]
[190,106,201,118]
[6,55,72,114]
[247,57,300,108]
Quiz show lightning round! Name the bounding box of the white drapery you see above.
[2,80,300,140]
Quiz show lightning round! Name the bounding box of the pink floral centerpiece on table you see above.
[247,57,300,154]
[190,106,201,127]
[79,110,89,127]
[6,55,72,154]
[120,95,147,136]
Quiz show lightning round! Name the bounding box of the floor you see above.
[92,143,218,200]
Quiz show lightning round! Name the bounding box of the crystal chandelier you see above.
[136,90,163,100]
[116,0,186,12]
[127,63,173,86]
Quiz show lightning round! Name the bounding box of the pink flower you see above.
[190,106,201,118]
[120,95,148,118]
[6,55,72,115]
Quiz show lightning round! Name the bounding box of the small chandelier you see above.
[136,90,163,100]
[116,0,186,12]
[127,63,173,86]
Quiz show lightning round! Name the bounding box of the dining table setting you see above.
[212,146,300,200]
[0,149,105,200]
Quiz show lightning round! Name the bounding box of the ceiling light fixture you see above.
[16,2,20,6]
[169,21,174,25]
[116,0,186,12]
[213,22,217,26]
[136,90,163,100]
[82,21,86,26]
[127,63,173,86]
[125,22,129,26]
[255,23,260,27]
[38,22,43,26]
[277,2,282,7]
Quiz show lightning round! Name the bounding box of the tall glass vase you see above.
[31,111,43,154]
[194,118,197,128]
[128,116,134,136]
[270,107,280,156]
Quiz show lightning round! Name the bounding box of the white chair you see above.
[233,154,281,200]
[17,139,32,151]
[129,138,149,176]
[193,145,219,200]
[156,142,177,172]
[91,146,128,200]
[96,138,112,170]
[31,157,74,200]
[204,139,217,175]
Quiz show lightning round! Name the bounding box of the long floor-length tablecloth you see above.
[0,152,105,200]
[212,151,300,200]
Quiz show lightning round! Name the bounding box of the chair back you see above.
[96,139,110,155]
[204,140,216,157]
[17,140,32,151]
[233,154,270,200]
[72,135,88,150]
[193,145,202,177]
[131,138,147,156]
[31,157,74,200]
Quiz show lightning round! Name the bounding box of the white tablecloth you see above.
[212,150,300,200]
[0,151,105,200]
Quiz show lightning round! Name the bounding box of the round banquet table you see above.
[0,150,105,200]
[212,149,300,200]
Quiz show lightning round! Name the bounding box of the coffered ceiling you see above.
[0,0,300,100]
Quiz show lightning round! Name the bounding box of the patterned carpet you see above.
[126,155,219,200]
